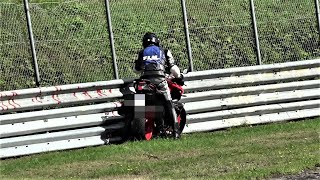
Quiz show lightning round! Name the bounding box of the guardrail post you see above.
[104,0,119,79]
[249,0,262,65]
[181,0,194,72]
[315,0,320,41]
[23,0,41,86]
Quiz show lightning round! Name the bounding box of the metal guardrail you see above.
[0,79,133,113]
[1,59,319,158]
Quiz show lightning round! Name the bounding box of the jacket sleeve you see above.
[133,51,143,74]
[165,49,181,78]
[164,49,175,69]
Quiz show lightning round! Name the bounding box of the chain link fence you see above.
[1,0,319,91]
[29,0,114,87]
[255,0,319,64]
[186,0,257,71]
[0,2,35,90]
[110,0,188,78]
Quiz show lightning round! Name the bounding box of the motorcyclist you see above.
[133,32,182,139]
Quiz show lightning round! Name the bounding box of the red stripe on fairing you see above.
[145,118,154,140]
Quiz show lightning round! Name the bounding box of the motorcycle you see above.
[121,76,186,140]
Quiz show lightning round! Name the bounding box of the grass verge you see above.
[1,117,319,179]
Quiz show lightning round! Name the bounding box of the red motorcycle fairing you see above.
[134,79,157,92]
[167,79,184,94]
[125,78,186,140]
[167,79,184,101]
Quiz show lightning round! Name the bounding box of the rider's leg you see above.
[157,80,181,139]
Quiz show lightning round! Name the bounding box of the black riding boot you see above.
[166,101,181,139]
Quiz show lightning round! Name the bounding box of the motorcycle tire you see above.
[175,102,187,133]
[178,107,187,133]
[131,117,154,141]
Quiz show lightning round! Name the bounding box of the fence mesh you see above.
[110,0,188,79]
[1,0,320,91]
[255,0,320,64]
[29,0,114,87]
[0,3,35,91]
[187,0,257,71]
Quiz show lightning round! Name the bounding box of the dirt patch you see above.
[268,167,320,180]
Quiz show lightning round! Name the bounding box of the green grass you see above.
[1,117,319,179]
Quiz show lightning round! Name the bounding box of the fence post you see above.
[104,0,119,79]
[23,0,40,86]
[249,0,262,65]
[181,0,194,72]
[315,0,320,40]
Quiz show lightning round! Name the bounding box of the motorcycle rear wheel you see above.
[131,117,154,140]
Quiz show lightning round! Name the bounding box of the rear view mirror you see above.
[182,69,188,74]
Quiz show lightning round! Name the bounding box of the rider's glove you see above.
[172,74,185,86]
